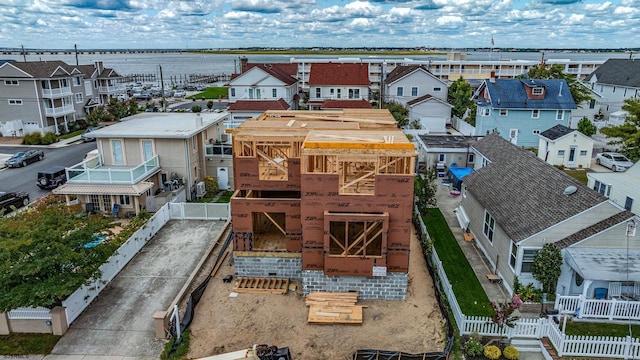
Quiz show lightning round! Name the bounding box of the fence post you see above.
[0,313,9,335]
[624,335,632,360]
[50,306,68,335]
[610,298,616,321]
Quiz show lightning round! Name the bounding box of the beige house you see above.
[54,112,230,216]
[538,124,594,169]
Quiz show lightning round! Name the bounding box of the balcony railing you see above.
[44,104,75,116]
[98,84,126,93]
[67,155,160,184]
[42,87,72,97]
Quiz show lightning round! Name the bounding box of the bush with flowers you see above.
[483,344,501,360]
[503,345,519,360]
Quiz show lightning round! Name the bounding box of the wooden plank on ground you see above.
[234,277,289,294]
[308,305,363,325]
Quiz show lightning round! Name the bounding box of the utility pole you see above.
[21,45,26,62]
[159,65,166,112]
[74,44,79,66]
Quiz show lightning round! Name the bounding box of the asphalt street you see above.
[0,141,97,202]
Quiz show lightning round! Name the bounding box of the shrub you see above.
[464,337,484,357]
[22,132,43,145]
[503,345,519,360]
[42,132,58,145]
[483,345,501,360]
[204,176,219,197]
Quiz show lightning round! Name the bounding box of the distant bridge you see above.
[0,49,196,56]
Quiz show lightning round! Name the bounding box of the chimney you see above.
[240,57,248,72]
[489,71,496,83]
[195,113,203,127]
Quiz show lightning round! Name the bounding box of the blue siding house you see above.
[473,78,576,147]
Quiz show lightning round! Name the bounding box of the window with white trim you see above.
[580,150,587,156]
[557,150,565,157]
[411,87,418,96]
[593,180,610,197]
[521,249,538,273]
[625,197,633,212]
[336,89,341,98]
[8,99,23,105]
[556,110,564,121]
[483,210,495,243]
[433,87,442,92]
[119,195,131,206]
[230,88,235,97]
[396,87,403,96]
[75,93,83,103]
[248,88,254,99]
[531,109,539,119]
[348,89,360,99]
[74,76,82,86]
[533,129,540,135]
[482,108,490,116]
[272,88,277,97]
[4,80,18,86]
[510,243,517,269]
[499,109,508,116]
[315,88,321,98]
[532,87,544,95]
[468,153,475,164]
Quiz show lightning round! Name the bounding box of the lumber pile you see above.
[305,292,363,325]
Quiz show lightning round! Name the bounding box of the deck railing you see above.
[66,155,159,184]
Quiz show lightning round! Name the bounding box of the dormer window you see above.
[532,87,544,95]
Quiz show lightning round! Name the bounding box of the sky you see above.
[1,0,639,50]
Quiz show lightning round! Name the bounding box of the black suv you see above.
[0,191,29,216]
[37,166,67,189]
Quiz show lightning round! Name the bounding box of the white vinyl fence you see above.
[168,202,230,220]
[419,213,640,359]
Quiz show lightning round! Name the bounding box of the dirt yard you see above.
[187,227,446,360]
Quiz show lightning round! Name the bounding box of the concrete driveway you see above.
[45,219,228,360]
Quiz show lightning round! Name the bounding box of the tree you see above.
[414,168,438,212]
[522,63,593,107]
[577,116,597,136]
[600,97,640,161]
[448,77,474,119]
[0,195,116,311]
[531,243,563,294]
[86,105,115,125]
[191,105,202,113]
[384,101,409,128]
[207,100,214,112]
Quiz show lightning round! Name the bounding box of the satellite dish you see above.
[564,185,577,196]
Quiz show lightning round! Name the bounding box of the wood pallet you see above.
[308,305,363,325]
[234,277,289,294]
[305,292,359,307]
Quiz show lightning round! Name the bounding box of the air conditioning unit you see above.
[196,181,206,199]
[220,133,229,142]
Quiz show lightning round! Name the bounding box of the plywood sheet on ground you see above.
[308,305,363,325]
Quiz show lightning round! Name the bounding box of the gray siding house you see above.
[457,135,636,298]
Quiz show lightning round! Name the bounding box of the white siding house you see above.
[538,124,594,169]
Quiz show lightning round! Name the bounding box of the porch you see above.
[66,155,160,184]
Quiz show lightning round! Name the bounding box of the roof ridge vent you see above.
[564,185,577,196]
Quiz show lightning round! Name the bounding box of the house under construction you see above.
[231,109,416,299]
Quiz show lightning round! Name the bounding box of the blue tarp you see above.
[448,167,473,190]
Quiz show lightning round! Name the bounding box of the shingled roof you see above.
[585,58,640,88]
[308,63,369,86]
[236,63,298,85]
[479,79,576,110]
[385,65,437,84]
[464,134,607,241]
[5,61,73,78]
[227,99,290,111]
[555,211,636,249]
[406,94,451,107]
[539,124,574,141]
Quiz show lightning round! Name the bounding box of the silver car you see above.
[595,152,634,172]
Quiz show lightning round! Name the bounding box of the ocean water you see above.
[1,51,631,80]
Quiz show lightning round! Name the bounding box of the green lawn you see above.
[563,168,591,185]
[188,87,227,100]
[566,321,640,337]
[59,129,85,140]
[0,333,60,355]
[215,190,234,203]
[422,208,493,317]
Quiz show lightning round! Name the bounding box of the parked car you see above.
[4,149,44,168]
[81,126,105,142]
[134,93,152,101]
[173,90,186,98]
[595,152,634,172]
[164,89,174,98]
[0,191,29,216]
[36,166,67,190]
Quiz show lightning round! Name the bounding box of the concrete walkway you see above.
[42,219,228,360]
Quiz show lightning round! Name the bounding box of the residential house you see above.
[473,78,577,147]
[587,162,640,215]
[538,124,594,169]
[416,134,482,171]
[457,134,637,301]
[585,58,640,119]
[306,63,370,110]
[230,109,416,299]
[53,112,230,216]
[76,61,126,108]
[226,60,299,127]
[0,60,123,136]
